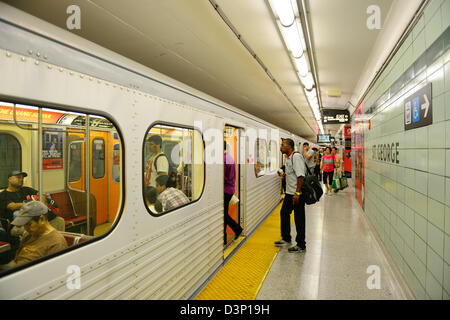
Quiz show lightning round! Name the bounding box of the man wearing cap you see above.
[0,171,38,222]
[0,171,64,232]
[11,201,67,266]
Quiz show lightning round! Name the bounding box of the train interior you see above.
[0,102,123,264]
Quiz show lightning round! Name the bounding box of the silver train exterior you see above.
[0,3,314,299]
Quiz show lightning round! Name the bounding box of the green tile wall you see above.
[355,0,450,300]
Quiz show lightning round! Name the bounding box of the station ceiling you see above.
[2,0,423,142]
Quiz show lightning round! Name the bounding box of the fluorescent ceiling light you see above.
[272,0,295,26]
[305,88,317,99]
[15,104,39,110]
[295,54,308,77]
[319,122,324,134]
[313,109,321,120]
[280,23,304,58]
[300,72,314,90]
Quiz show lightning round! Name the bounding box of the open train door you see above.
[224,125,243,247]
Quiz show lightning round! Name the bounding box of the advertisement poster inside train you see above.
[354,102,365,209]
[42,131,63,170]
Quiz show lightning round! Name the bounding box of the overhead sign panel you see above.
[317,134,331,143]
[404,83,432,130]
[322,109,350,124]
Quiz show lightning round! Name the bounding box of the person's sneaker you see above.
[288,246,306,253]
[274,240,291,247]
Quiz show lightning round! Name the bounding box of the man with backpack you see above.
[145,135,169,188]
[275,138,307,253]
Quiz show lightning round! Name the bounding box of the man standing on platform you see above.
[275,138,306,253]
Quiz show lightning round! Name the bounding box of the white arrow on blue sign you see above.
[404,82,432,131]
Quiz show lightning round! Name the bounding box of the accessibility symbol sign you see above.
[404,83,432,130]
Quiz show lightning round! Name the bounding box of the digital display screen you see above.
[317,134,331,143]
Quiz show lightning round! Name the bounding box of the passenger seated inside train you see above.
[155,175,189,212]
[0,171,65,237]
[144,186,163,214]
[4,201,67,268]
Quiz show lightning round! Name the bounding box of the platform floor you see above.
[197,180,414,300]
[257,184,413,300]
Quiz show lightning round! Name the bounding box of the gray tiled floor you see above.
[256,184,412,300]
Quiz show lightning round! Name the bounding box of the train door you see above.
[67,129,117,234]
[90,131,108,226]
[224,125,242,246]
[108,132,121,222]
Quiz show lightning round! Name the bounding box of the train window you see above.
[68,142,82,182]
[0,134,22,189]
[92,138,105,179]
[143,124,204,215]
[268,140,278,172]
[254,138,267,177]
[0,102,123,275]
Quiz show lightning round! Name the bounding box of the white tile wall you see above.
[428,122,446,148]
[428,198,446,228]
[446,205,450,234]
[428,222,444,256]
[428,173,445,202]
[361,0,449,299]
[428,149,445,175]
[426,271,443,299]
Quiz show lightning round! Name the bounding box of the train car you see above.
[0,3,314,299]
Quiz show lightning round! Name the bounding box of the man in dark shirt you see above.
[0,171,57,225]
[0,171,39,222]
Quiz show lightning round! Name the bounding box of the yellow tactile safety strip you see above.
[195,201,292,300]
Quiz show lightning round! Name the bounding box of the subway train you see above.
[0,4,315,299]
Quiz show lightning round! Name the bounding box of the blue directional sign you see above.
[404,83,432,130]
[412,97,420,123]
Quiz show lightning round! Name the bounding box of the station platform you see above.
[196,182,414,300]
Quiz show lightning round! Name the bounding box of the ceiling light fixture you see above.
[295,54,309,77]
[272,0,295,26]
[269,0,322,128]
[300,72,314,90]
[279,22,304,58]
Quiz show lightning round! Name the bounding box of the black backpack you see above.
[291,152,323,205]
[154,153,178,188]
[301,166,324,205]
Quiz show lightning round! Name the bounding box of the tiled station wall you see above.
[355,0,450,299]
